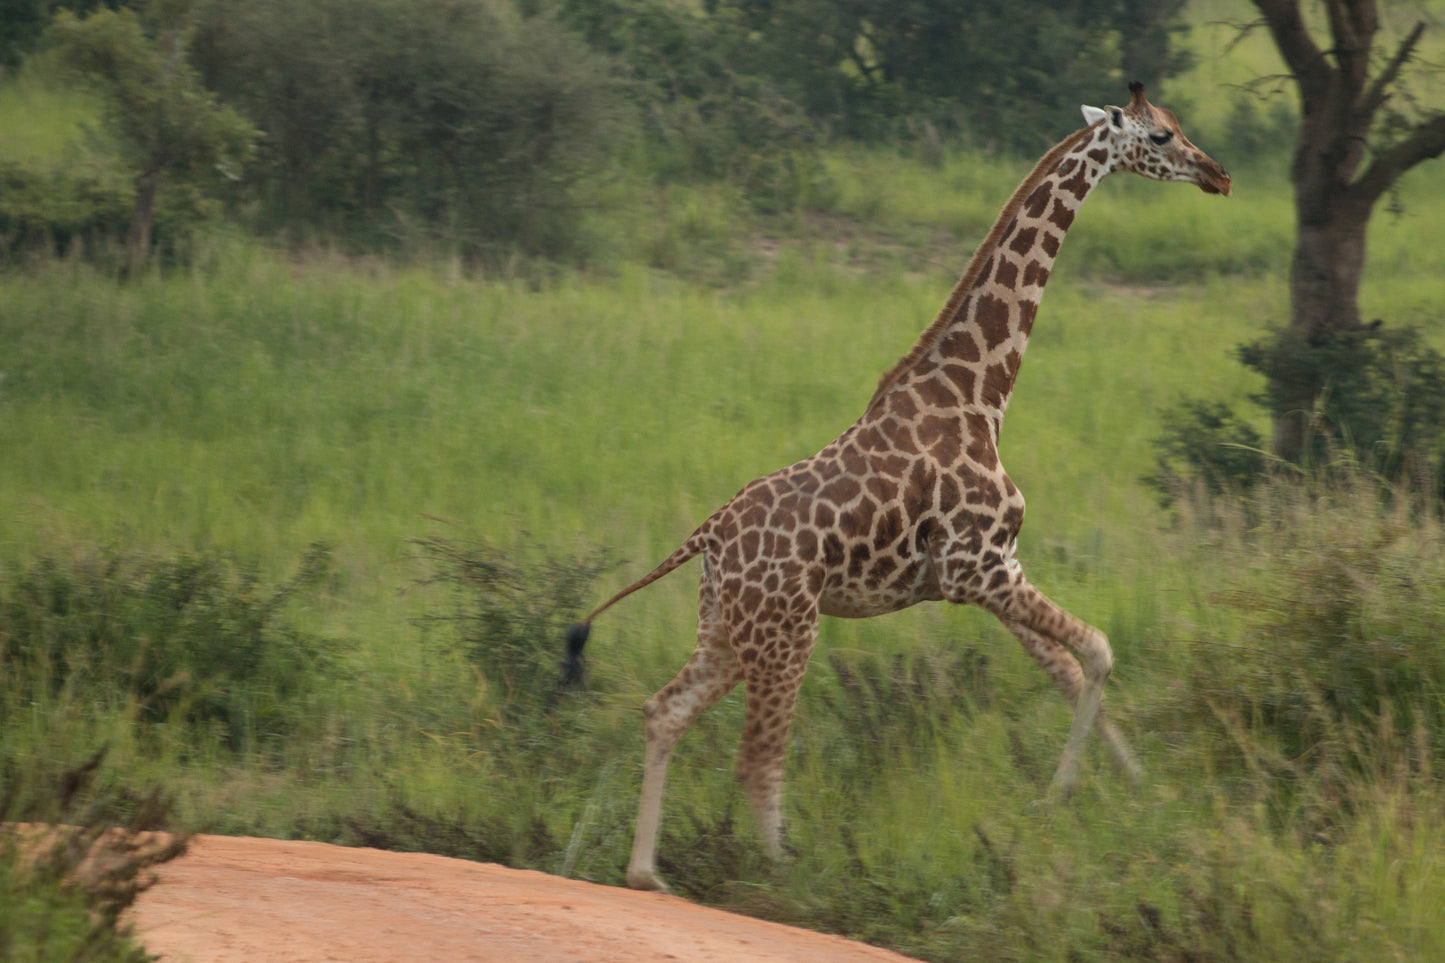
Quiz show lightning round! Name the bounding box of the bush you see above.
[1238,322,1445,490]
[1149,322,1445,503]
[0,158,132,260]
[1142,474,1445,830]
[411,533,616,724]
[0,545,338,751]
[1146,399,1268,504]
[192,0,626,260]
[339,534,618,870]
[554,0,832,213]
[0,746,188,963]
[0,155,235,265]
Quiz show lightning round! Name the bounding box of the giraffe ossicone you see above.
[567,84,1230,893]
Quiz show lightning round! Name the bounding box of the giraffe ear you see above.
[1081,105,1107,127]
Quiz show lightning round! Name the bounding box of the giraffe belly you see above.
[817,556,943,618]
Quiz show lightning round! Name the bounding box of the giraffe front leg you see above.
[1015,600,1114,792]
[1051,636,1108,793]
[978,574,1133,792]
[1007,621,1141,784]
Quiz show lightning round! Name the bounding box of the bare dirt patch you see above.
[128,834,921,962]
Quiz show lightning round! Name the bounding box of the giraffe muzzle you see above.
[1197,161,1232,196]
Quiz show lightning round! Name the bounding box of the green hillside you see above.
[3,2,1445,960]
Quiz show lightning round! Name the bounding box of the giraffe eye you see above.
[1149,130,1174,145]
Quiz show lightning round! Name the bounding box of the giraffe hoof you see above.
[1042,766,1084,803]
[1116,757,1144,787]
[626,868,672,894]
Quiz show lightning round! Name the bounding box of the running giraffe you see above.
[567,83,1231,892]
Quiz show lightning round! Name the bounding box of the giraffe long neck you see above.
[869,123,1113,433]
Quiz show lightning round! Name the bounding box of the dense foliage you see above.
[695,0,1192,144]
[49,5,257,261]
[190,0,623,257]
[1152,323,1445,501]
[1,546,337,751]
[1,0,1197,259]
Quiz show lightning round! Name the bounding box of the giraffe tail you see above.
[561,529,710,686]
[561,622,592,687]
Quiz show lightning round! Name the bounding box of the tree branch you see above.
[1352,112,1445,205]
[1221,17,1268,59]
[1325,0,1375,93]
[1357,20,1426,126]
[1252,0,1332,99]
[1324,0,1356,54]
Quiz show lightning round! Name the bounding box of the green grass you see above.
[2,173,1444,959]
[4,16,1445,958]
[0,232,1296,584]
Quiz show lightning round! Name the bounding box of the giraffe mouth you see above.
[1197,164,1232,196]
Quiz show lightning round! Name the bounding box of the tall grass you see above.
[4,54,1445,956]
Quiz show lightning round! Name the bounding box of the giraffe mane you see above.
[866,124,1099,412]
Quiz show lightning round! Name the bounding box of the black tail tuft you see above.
[561,622,591,687]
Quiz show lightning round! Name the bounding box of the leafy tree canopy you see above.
[49,2,257,258]
[191,0,625,256]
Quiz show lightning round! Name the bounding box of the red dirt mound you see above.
[128,834,922,962]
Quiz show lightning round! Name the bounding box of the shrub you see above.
[0,545,338,751]
[1145,399,1268,504]
[0,746,188,963]
[0,158,133,260]
[339,535,618,870]
[410,533,616,723]
[1149,322,1445,504]
[1238,322,1445,490]
[191,0,626,260]
[1143,474,1445,830]
[48,5,259,264]
[554,0,832,213]
[0,155,235,265]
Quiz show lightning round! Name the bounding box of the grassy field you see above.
[5,11,1445,959]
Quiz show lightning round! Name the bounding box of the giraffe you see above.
[565,83,1231,893]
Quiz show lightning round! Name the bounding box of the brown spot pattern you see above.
[604,96,1230,888]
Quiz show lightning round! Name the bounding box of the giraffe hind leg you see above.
[735,653,812,861]
[627,592,741,892]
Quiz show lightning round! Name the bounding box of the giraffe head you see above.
[1081,82,1231,196]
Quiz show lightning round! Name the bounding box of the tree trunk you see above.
[1253,0,1445,463]
[1272,177,1371,462]
[127,169,159,266]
